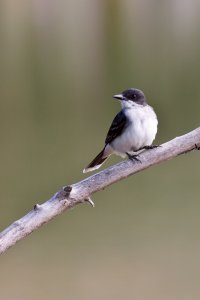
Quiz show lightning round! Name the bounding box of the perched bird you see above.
[83,88,158,173]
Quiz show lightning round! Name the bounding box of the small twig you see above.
[0,126,200,255]
[85,197,95,207]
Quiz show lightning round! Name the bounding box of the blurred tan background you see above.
[1,0,200,299]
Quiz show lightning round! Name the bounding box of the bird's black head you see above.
[113,88,147,106]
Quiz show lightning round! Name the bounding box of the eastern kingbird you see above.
[83,88,158,173]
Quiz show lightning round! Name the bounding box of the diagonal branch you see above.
[0,127,200,255]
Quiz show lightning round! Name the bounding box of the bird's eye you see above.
[133,94,136,98]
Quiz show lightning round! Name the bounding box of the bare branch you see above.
[0,127,200,255]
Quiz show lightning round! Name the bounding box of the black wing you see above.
[105,110,127,145]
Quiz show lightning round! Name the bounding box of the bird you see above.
[83,88,158,173]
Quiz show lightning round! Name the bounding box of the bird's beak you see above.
[113,94,125,100]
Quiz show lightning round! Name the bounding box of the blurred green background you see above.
[1,0,200,299]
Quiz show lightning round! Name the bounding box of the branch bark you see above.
[0,127,200,255]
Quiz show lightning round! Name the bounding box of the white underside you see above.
[83,102,158,173]
[105,103,158,157]
[83,163,105,173]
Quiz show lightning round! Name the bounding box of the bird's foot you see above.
[126,152,141,163]
[143,145,160,150]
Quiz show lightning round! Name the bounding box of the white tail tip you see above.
[83,164,102,173]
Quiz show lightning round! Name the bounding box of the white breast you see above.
[110,104,158,156]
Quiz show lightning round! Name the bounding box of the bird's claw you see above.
[126,152,142,163]
[143,145,160,150]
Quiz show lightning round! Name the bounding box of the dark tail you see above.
[83,148,108,173]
